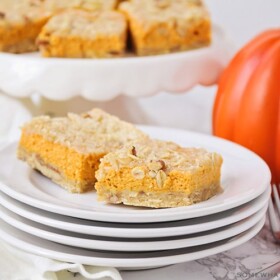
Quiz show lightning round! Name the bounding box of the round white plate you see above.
[0,126,271,223]
[0,25,234,101]
[0,186,270,238]
[0,217,265,269]
[0,201,268,252]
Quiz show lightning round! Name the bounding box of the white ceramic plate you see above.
[0,126,271,223]
[0,25,234,101]
[0,217,265,269]
[0,186,270,238]
[0,202,268,252]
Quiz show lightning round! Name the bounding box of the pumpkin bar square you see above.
[17,109,148,193]
[37,9,127,58]
[0,0,51,53]
[95,140,223,208]
[119,0,211,56]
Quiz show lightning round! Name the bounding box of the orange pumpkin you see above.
[213,29,280,184]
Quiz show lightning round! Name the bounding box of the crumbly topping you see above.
[22,108,148,154]
[0,0,50,25]
[0,0,118,26]
[44,0,118,12]
[97,139,223,179]
[41,9,127,38]
[119,0,210,33]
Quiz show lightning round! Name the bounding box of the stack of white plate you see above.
[0,126,271,270]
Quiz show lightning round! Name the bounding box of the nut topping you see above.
[148,159,166,171]
[156,170,167,187]
[131,146,137,156]
[82,113,92,119]
[118,156,132,165]
[158,160,166,170]
[24,15,31,23]
[37,40,50,46]
[148,170,157,178]
[131,167,145,179]
[155,0,170,8]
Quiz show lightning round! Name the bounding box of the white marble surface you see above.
[52,218,280,280]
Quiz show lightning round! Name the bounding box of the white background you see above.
[206,0,280,47]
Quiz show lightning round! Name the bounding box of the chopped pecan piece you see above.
[131,146,137,156]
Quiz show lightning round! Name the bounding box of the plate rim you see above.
[0,186,270,238]
[0,217,265,268]
[0,201,268,252]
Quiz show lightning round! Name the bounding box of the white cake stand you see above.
[0,24,234,115]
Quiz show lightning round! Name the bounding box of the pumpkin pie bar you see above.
[17,109,148,193]
[95,140,223,208]
[119,0,211,56]
[37,9,127,58]
[0,0,50,53]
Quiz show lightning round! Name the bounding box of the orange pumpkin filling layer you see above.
[95,140,223,208]
[17,109,148,193]
[18,133,103,192]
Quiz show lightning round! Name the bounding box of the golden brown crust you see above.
[97,184,222,208]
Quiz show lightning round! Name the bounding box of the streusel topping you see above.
[0,0,49,25]
[22,109,148,154]
[97,139,223,179]
[41,10,126,38]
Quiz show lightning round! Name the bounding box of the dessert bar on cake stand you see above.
[0,24,234,117]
